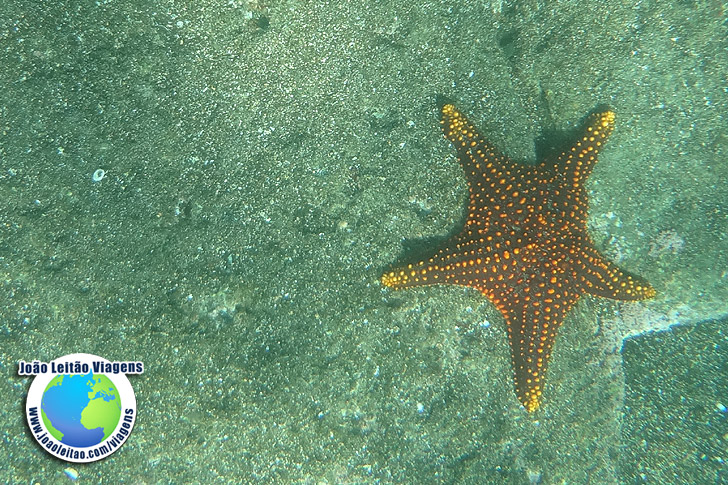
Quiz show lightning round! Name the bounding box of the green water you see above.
[1,0,726,482]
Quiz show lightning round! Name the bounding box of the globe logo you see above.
[41,372,122,448]
[21,353,142,463]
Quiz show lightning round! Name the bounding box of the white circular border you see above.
[25,353,138,463]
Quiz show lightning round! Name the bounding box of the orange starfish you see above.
[382,104,655,412]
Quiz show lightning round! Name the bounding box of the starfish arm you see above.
[380,235,496,291]
[380,257,453,290]
[495,273,581,413]
[441,104,511,187]
[577,245,657,300]
[552,110,615,183]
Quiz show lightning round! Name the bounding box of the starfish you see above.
[382,103,656,412]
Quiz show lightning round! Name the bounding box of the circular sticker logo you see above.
[23,353,142,463]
